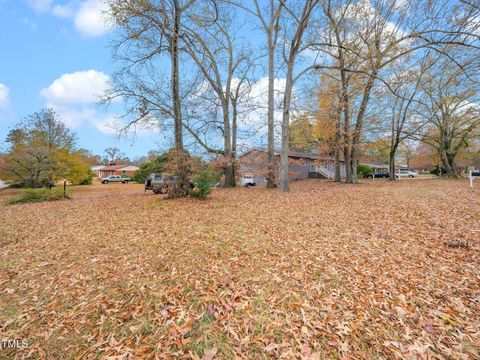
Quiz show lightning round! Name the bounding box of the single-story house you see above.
[361,163,408,172]
[238,148,346,184]
[91,165,106,178]
[93,164,140,178]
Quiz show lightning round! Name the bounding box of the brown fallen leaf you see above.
[202,347,218,360]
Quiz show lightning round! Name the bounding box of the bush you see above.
[357,164,374,178]
[189,167,216,199]
[132,149,204,183]
[132,156,169,183]
[76,173,94,185]
[120,174,130,179]
[430,167,446,175]
[6,188,70,205]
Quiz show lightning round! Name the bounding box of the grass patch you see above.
[6,188,70,205]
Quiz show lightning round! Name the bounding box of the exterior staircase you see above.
[309,166,335,180]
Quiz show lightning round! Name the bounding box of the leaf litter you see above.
[0,180,479,359]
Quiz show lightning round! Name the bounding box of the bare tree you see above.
[313,0,480,184]
[106,0,210,197]
[181,5,255,187]
[380,58,431,180]
[279,0,320,192]
[223,0,284,188]
[416,54,480,177]
[251,0,283,188]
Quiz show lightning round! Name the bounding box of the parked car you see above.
[396,170,417,178]
[101,175,130,184]
[240,174,256,187]
[365,172,390,179]
[145,173,194,194]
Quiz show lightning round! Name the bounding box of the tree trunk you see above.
[341,85,351,183]
[343,122,351,183]
[231,98,238,186]
[280,58,295,192]
[389,117,398,181]
[222,101,235,187]
[334,117,341,182]
[169,0,186,198]
[446,153,457,177]
[389,150,396,181]
[334,147,341,182]
[266,34,276,188]
[350,75,376,184]
[441,150,455,178]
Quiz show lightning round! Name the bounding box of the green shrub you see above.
[189,167,216,199]
[77,173,94,185]
[120,174,130,178]
[357,164,374,178]
[430,167,446,175]
[132,156,169,183]
[6,188,70,205]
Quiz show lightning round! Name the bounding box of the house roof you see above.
[361,163,389,169]
[118,165,140,171]
[91,165,106,171]
[239,148,339,161]
[100,164,139,171]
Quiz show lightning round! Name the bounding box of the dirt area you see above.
[0,179,479,359]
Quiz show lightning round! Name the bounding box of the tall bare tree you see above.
[279,0,320,192]
[251,0,283,188]
[106,0,209,196]
[181,5,254,187]
[416,55,480,177]
[315,0,480,183]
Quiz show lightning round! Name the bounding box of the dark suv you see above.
[365,172,389,179]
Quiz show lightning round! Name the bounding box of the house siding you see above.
[238,149,345,184]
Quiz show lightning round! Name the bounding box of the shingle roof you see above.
[100,164,132,171]
[239,148,338,161]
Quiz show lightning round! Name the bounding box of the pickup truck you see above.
[145,173,194,194]
[101,175,130,184]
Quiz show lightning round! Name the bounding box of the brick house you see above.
[238,148,346,184]
[93,164,140,178]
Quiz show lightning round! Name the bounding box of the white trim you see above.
[470,169,480,188]
[118,165,140,171]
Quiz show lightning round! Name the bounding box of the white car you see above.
[396,170,417,178]
[101,175,130,184]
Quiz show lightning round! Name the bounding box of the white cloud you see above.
[22,17,38,31]
[95,115,160,136]
[237,76,288,127]
[26,0,53,13]
[40,70,126,133]
[41,70,110,104]
[47,104,97,128]
[0,83,10,108]
[26,0,111,38]
[51,4,73,18]
[74,0,111,38]
[46,103,127,134]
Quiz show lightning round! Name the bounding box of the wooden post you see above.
[63,178,67,198]
[470,169,473,189]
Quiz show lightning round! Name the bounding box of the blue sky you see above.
[0,0,167,159]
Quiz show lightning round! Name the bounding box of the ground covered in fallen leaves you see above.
[1,180,479,359]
